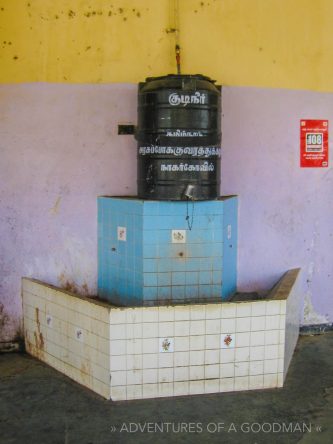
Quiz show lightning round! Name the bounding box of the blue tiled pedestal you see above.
[98,196,238,306]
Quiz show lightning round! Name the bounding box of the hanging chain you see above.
[186,199,194,231]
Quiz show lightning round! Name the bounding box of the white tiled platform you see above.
[22,268,301,401]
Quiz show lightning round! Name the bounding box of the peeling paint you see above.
[303,293,328,325]
[49,196,61,215]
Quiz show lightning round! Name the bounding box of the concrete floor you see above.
[0,333,332,444]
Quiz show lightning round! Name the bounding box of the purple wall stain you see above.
[1,83,333,341]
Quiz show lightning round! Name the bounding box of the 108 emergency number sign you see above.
[300,119,328,167]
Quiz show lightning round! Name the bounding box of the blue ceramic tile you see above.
[199,271,212,285]
[185,271,199,285]
[144,272,158,287]
[213,270,222,284]
[157,272,172,286]
[143,244,157,258]
[143,258,158,273]
[143,286,158,301]
[172,285,185,300]
[158,258,173,272]
[172,272,185,286]
[143,230,159,245]
[158,286,171,300]
[185,285,199,298]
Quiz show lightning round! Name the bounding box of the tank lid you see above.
[145,74,216,83]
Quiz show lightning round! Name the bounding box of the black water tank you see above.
[136,74,221,200]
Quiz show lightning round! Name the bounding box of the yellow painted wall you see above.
[1,0,333,91]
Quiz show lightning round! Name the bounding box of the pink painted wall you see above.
[0,83,332,340]
[222,87,333,325]
[0,84,137,340]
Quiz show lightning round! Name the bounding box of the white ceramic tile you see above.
[126,323,142,339]
[142,338,158,354]
[158,307,174,322]
[265,345,279,360]
[221,333,235,349]
[264,373,278,388]
[250,346,265,361]
[174,306,190,321]
[205,304,221,319]
[279,329,286,344]
[221,303,236,319]
[110,324,126,340]
[159,367,173,383]
[190,350,205,366]
[265,315,280,330]
[205,349,219,365]
[111,385,127,401]
[158,382,174,397]
[110,309,127,325]
[159,353,174,368]
[249,360,264,376]
[159,322,174,337]
[206,319,220,334]
[205,334,220,349]
[251,316,266,332]
[249,375,264,390]
[126,355,143,371]
[204,379,220,394]
[205,364,220,379]
[277,373,284,387]
[280,301,287,315]
[174,351,190,367]
[278,343,285,359]
[142,307,159,322]
[220,363,235,378]
[174,321,190,336]
[127,369,143,385]
[189,365,204,380]
[250,331,265,346]
[142,353,158,369]
[127,385,143,400]
[235,347,250,362]
[234,361,249,377]
[174,366,189,381]
[278,358,284,373]
[220,377,234,392]
[236,317,251,333]
[221,318,236,333]
[143,368,158,384]
[110,355,127,372]
[174,381,189,396]
[251,301,266,317]
[220,348,235,363]
[266,301,281,315]
[126,308,143,324]
[110,340,127,356]
[142,383,159,399]
[264,359,278,374]
[265,330,280,345]
[236,303,252,318]
[142,323,158,338]
[190,320,205,336]
[279,315,286,330]
[190,335,205,351]
[189,380,205,395]
[174,336,190,352]
[159,337,174,353]
[172,229,186,243]
[236,332,250,347]
[234,376,249,391]
[110,371,126,386]
[190,305,205,320]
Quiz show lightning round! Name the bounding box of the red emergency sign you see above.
[300,119,328,168]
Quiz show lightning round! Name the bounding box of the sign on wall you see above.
[300,120,328,168]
